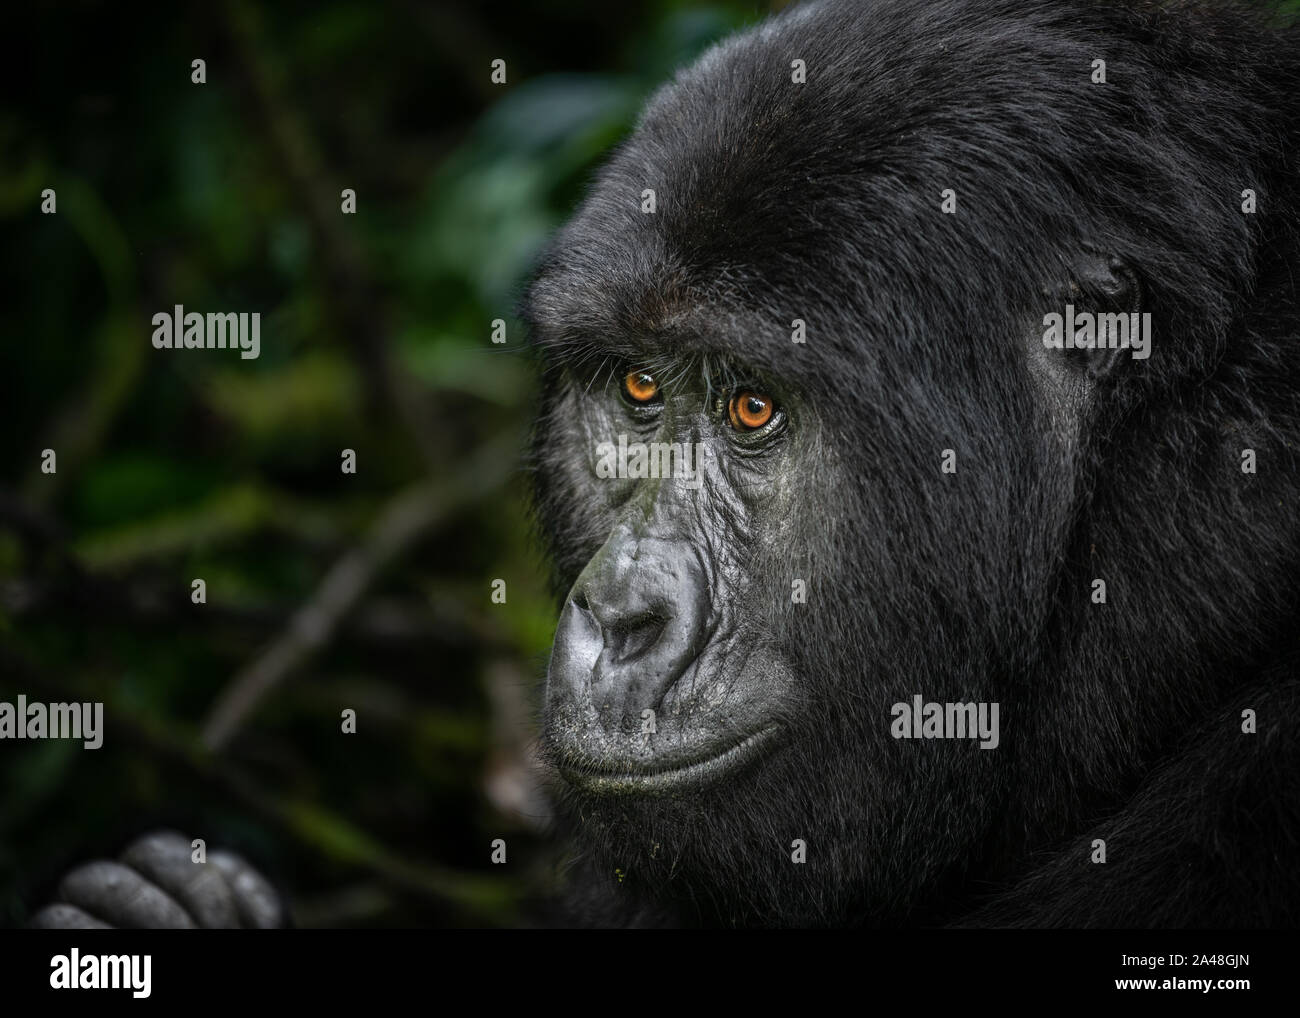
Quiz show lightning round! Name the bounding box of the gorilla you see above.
[30,0,1300,929]
[523,0,1300,927]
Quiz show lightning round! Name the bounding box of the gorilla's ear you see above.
[1036,253,1142,381]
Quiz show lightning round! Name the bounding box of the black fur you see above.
[523,0,1300,927]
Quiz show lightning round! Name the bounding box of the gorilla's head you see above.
[523,0,1300,926]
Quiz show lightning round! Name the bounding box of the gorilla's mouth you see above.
[554,724,782,795]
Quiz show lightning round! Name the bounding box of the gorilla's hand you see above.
[28,830,284,929]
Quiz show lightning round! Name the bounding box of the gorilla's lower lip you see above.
[555,725,781,795]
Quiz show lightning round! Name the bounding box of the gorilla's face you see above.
[541,364,803,796]
[524,305,1026,922]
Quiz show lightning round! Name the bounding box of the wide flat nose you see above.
[548,532,709,728]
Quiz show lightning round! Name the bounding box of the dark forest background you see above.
[0,0,767,927]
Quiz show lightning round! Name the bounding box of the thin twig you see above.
[201,431,521,751]
[223,0,443,471]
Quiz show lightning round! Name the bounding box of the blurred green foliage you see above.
[0,0,763,926]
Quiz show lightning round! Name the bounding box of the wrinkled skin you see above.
[543,372,800,795]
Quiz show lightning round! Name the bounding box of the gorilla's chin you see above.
[543,647,795,796]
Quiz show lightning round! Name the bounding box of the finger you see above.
[58,860,196,929]
[28,903,113,929]
[210,851,283,929]
[121,831,241,929]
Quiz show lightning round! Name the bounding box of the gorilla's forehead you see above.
[523,1,1052,371]
[524,0,1239,383]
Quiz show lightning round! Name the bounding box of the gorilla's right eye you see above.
[621,369,661,405]
[728,390,775,431]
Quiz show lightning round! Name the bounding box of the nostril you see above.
[572,589,669,662]
[606,611,669,663]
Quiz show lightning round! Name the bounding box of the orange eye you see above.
[728,390,774,430]
[623,370,659,404]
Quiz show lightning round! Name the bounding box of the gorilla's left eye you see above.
[621,369,661,405]
[728,390,775,431]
